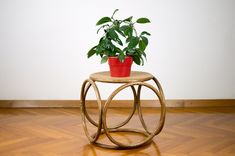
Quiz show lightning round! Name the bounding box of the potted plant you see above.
[87,9,151,77]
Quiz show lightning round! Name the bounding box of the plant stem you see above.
[133,27,138,36]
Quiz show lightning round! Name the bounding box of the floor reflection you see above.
[82,141,161,156]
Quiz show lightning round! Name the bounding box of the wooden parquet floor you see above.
[0,107,235,156]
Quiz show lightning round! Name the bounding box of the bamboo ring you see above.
[80,72,166,149]
[102,81,166,148]
[80,79,102,143]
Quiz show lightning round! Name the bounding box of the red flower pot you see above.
[108,56,133,77]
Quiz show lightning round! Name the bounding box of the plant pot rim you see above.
[108,56,133,58]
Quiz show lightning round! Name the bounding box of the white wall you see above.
[0,0,235,100]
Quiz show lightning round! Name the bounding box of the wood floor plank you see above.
[0,107,234,156]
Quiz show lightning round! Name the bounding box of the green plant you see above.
[87,9,151,65]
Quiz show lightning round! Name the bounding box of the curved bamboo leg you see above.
[82,83,99,127]
[137,77,167,135]
[108,86,137,129]
[152,76,166,135]
[102,82,166,149]
[80,79,102,143]
[88,86,138,149]
[136,85,151,134]
[91,128,150,149]
[83,84,137,129]
[152,76,165,99]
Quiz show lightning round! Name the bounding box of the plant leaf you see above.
[142,51,147,59]
[120,25,129,31]
[96,44,104,54]
[120,25,133,37]
[141,36,148,46]
[96,17,112,26]
[136,18,151,24]
[116,38,123,46]
[87,46,97,58]
[128,37,139,49]
[126,37,131,43]
[108,28,123,46]
[97,25,108,34]
[115,47,122,53]
[127,49,135,55]
[123,47,128,52]
[108,29,119,41]
[115,28,125,37]
[140,56,144,66]
[99,37,104,44]
[126,26,133,37]
[141,31,151,36]
[109,50,116,56]
[139,40,146,51]
[123,16,133,22]
[101,56,108,64]
[120,25,129,36]
[133,55,141,65]
[118,51,125,62]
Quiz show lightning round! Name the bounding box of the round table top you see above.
[89,71,154,83]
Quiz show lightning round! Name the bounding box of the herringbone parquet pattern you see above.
[0,107,235,156]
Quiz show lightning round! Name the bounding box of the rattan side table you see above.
[80,71,166,149]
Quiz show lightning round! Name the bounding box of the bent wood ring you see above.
[80,76,166,149]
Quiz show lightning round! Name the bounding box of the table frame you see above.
[80,72,166,149]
